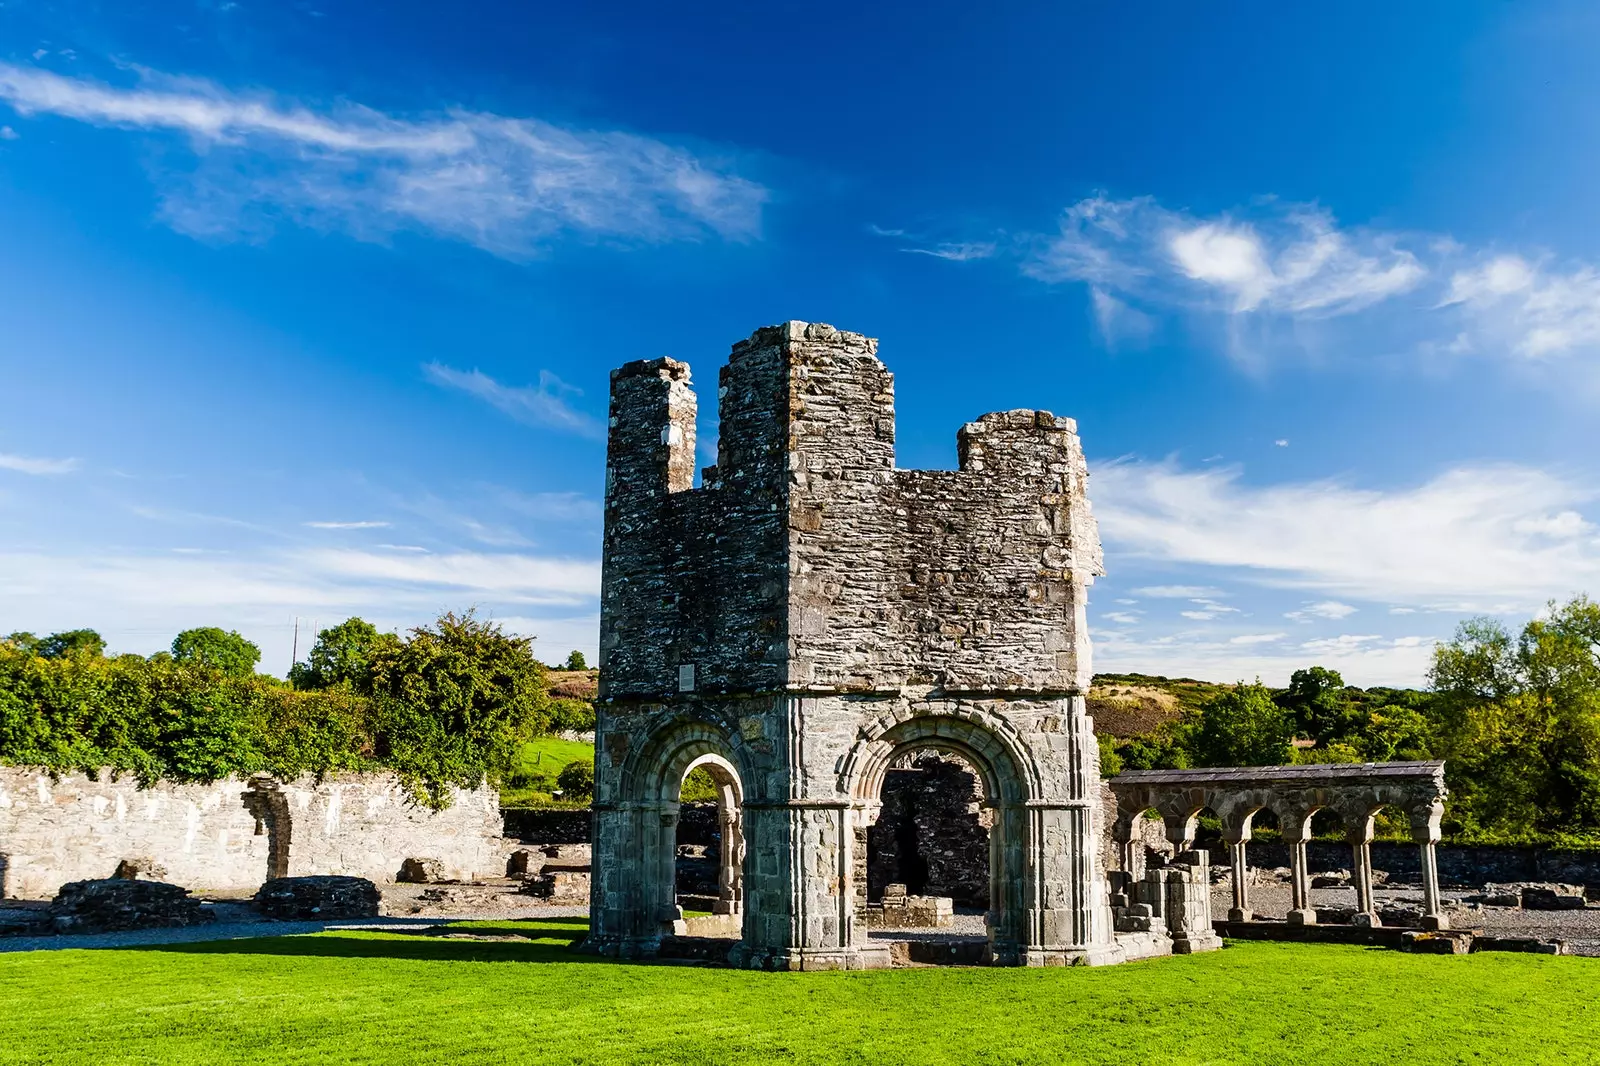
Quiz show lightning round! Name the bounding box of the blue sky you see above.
[3,1,1600,685]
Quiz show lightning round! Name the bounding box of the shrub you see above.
[556,760,594,800]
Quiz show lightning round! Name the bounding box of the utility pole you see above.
[291,616,299,674]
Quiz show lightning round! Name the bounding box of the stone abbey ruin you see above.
[3,318,1590,957]
[585,320,1466,968]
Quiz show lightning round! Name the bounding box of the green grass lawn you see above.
[1,921,1596,1065]
[500,736,596,807]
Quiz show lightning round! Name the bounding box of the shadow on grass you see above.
[122,921,727,969]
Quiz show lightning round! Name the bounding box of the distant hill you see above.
[1087,672,1234,738]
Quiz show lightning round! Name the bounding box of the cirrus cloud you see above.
[0,62,768,257]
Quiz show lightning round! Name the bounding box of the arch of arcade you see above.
[1109,761,1451,930]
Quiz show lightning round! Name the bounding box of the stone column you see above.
[714,803,743,917]
[1226,837,1251,923]
[1284,820,1316,925]
[1349,827,1378,927]
[1411,802,1448,931]
[1418,840,1447,930]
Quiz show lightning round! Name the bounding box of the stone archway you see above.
[588,714,759,958]
[840,709,1104,967]
[678,753,745,925]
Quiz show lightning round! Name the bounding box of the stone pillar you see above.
[1418,840,1448,930]
[1411,802,1448,931]
[713,803,744,917]
[587,803,679,957]
[1165,850,1222,954]
[1284,823,1316,925]
[1349,827,1379,927]
[1226,837,1251,923]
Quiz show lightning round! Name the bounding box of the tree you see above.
[1430,596,1600,838]
[36,629,106,659]
[1191,682,1294,767]
[290,617,399,692]
[3,632,40,654]
[563,650,587,671]
[171,627,260,677]
[368,610,551,805]
[1282,666,1346,742]
[557,759,594,800]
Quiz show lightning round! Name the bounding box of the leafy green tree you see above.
[557,759,595,800]
[1430,596,1600,839]
[3,632,41,654]
[1281,666,1347,743]
[290,617,400,692]
[37,629,106,659]
[1191,681,1294,767]
[368,611,551,806]
[171,627,260,676]
[564,650,588,671]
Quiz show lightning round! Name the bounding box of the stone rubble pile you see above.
[48,878,213,934]
[254,876,381,920]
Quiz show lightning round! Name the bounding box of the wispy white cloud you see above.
[1441,254,1600,359]
[1095,628,1438,687]
[1028,195,1425,321]
[0,126,16,140]
[1286,600,1357,622]
[1008,193,1600,376]
[1131,584,1222,599]
[0,62,767,257]
[1229,632,1286,645]
[1094,457,1600,610]
[902,241,997,262]
[494,489,602,523]
[1180,597,1239,621]
[1102,610,1141,626]
[304,520,390,530]
[0,452,79,475]
[424,363,602,439]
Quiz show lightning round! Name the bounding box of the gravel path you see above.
[1210,882,1600,955]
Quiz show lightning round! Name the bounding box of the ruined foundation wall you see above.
[0,768,502,899]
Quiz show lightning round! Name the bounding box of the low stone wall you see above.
[1226,840,1600,886]
[0,768,502,900]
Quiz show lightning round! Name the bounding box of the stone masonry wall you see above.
[0,768,502,899]
[868,755,991,908]
[597,321,1102,703]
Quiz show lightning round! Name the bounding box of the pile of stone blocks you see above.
[254,876,381,920]
[1109,851,1221,957]
[520,845,591,902]
[859,884,954,929]
[49,878,213,934]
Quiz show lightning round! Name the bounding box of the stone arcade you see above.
[587,320,1122,969]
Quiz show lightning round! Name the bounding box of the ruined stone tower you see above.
[587,321,1122,968]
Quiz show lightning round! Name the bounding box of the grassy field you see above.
[1,920,1597,1065]
[500,736,595,807]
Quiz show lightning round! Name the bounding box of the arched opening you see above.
[862,749,991,917]
[1238,806,1290,920]
[1120,807,1171,878]
[1304,807,1356,923]
[673,754,744,937]
[846,714,1034,966]
[592,717,755,954]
